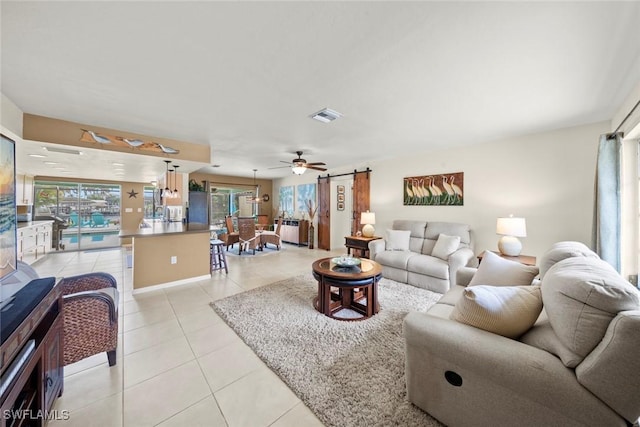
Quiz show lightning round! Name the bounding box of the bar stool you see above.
[210,239,228,273]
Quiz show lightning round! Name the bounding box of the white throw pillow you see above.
[469,250,539,287]
[450,285,543,338]
[431,234,461,260]
[385,229,411,251]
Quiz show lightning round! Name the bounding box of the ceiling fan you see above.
[270,151,327,175]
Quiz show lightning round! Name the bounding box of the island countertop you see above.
[118,222,211,238]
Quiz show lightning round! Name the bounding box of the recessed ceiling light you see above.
[43,161,58,165]
[29,154,46,158]
[310,108,342,123]
[44,146,83,155]
[112,162,124,166]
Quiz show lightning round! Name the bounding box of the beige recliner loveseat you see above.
[404,242,640,426]
[368,220,474,293]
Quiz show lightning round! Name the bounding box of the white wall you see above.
[1,93,23,139]
[369,121,608,261]
[275,121,609,258]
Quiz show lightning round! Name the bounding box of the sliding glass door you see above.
[34,181,121,251]
[209,186,258,229]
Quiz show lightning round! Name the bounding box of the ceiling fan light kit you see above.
[292,165,306,175]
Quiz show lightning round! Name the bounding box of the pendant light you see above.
[163,160,172,196]
[173,165,180,197]
[251,169,261,203]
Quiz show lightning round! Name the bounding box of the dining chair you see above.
[261,217,283,250]
[237,217,259,255]
[223,215,240,251]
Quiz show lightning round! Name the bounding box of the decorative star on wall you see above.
[127,189,138,198]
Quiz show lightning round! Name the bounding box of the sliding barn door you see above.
[352,170,371,235]
[317,176,331,250]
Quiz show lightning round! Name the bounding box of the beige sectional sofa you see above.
[403,242,640,427]
[368,220,474,293]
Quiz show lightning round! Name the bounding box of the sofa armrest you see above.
[447,247,474,288]
[576,310,640,423]
[404,312,624,426]
[369,239,386,261]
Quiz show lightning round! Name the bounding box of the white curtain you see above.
[592,133,622,272]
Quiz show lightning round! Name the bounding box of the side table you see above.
[344,235,381,259]
[477,250,536,266]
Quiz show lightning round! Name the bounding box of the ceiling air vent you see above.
[311,108,342,123]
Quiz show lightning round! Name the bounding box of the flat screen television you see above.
[0,134,17,282]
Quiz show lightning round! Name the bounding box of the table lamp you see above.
[496,215,526,256]
[361,211,376,238]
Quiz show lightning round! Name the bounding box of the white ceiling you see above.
[2,1,640,182]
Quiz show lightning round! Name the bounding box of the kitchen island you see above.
[119,222,211,292]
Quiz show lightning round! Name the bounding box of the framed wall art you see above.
[337,202,345,211]
[296,183,316,216]
[337,194,345,203]
[403,172,463,206]
[279,186,294,217]
[337,184,345,194]
[0,134,17,281]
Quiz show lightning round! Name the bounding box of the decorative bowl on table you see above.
[331,256,361,268]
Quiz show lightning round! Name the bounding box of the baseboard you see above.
[131,274,212,294]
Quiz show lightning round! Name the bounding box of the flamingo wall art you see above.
[80,129,180,155]
[403,172,464,206]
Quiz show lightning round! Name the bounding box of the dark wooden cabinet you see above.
[1,284,64,427]
[42,317,63,414]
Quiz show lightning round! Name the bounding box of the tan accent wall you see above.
[23,114,210,163]
[120,182,146,245]
[132,232,210,289]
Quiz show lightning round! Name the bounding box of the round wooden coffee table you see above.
[311,257,383,321]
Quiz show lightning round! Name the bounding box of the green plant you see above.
[189,179,204,192]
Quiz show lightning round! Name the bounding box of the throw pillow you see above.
[431,233,461,260]
[469,250,539,287]
[450,285,543,338]
[385,229,411,251]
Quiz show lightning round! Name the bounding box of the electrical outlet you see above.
[170,256,177,265]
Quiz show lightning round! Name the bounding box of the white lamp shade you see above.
[361,211,376,225]
[496,217,526,237]
[292,166,306,175]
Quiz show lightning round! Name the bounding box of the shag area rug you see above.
[210,274,445,427]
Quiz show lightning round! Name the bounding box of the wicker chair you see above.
[222,215,240,251]
[261,217,283,250]
[237,217,259,255]
[60,272,119,367]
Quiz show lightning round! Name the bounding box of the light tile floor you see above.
[31,244,344,426]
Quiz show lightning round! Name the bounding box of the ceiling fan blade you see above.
[306,165,327,171]
[279,160,292,165]
[306,162,326,166]
[268,165,292,170]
